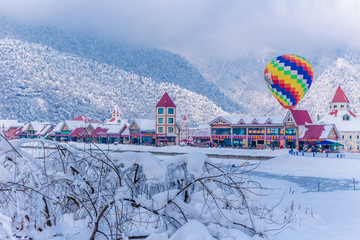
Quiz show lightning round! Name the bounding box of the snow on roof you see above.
[29,121,51,132]
[196,124,210,129]
[121,126,130,136]
[91,127,109,138]
[156,92,176,108]
[299,124,336,140]
[193,128,211,138]
[37,124,54,136]
[71,116,99,123]
[132,119,156,131]
[70,127,85,137]
[101,121,129,134]
[290,110,313,126]
[106,117,123,124]
[218,115,284,125]
[14,126,23,136]
[53,122,64,132]
[0,119,23,131]
[317,110,360,132]
[331,86,349,103]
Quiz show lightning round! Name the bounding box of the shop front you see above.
[142,132,156,145]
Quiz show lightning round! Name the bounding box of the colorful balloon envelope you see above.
[264,54,314,110]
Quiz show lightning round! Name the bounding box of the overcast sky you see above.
[0,0,360,59]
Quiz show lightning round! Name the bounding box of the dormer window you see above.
[343,115,350,121]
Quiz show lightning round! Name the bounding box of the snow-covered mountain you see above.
[0,38,226,123]
[1,17,360,124]
[300,54,360,118]
[0,18,240,113]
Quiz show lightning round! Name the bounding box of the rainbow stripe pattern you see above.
[264,55,314,110]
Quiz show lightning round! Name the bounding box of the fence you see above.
[290,150,346,158]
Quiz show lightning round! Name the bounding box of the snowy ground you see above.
[19,142,360,239]
[144,146,360,240]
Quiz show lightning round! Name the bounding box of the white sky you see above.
[1,0,360,59]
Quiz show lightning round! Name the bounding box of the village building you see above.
[129,119,156,145]
[299,124,340,151]
[95,122,129,144]
[192,125,211,146]
[90,108,130,144]
[0,119,23,139]
[180,115,189,142]
[53,116,98,141]
[106,107,123,124]
[17,121,54,139]
[155,92,180,145]
[317,86,360,151]
[209,110,313,148]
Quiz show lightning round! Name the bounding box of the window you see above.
[168,108,174,114]
[158,118,164,124]
[248,128,265,135]
[350,135,352,139]
[334,105,337,108]
[266,128,284,136]
[357,135,359,139]
[158,127,164,133]
[168,118,174,124]
[158,108,164,114]
[343,115,350,121]
[168,127,174,133]
[233,128,246,136]
[212,128,231,135]
[285,128,296,136]
[341,105,344,108]
[342,135,344,139]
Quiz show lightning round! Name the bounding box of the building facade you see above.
[155,92,180,145]
[317,86,360,151]
[209,110,313,148]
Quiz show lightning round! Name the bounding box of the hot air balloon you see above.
[264,54,314,110]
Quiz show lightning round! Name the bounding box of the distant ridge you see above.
[0,38,226,124]
[0,17,241,113]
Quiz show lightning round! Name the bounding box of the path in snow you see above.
[248,171,359,192]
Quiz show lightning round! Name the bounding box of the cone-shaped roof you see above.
[156,92,176,108]
[331,86,349,103]
[183,115,187,121]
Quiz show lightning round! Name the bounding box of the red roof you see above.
[156,92,176,108]
[70,127,85,137]
[112,108,120,114]
[14,127,23,136]
[5,128,19,139]
[302,124,325,140]
[183,115,187,121]
[331,86,349,103]
[349,111,357,118]
[329,110,338,117]
[71,116,99,123]
[92,127,109,138]
[290,110,313,125]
